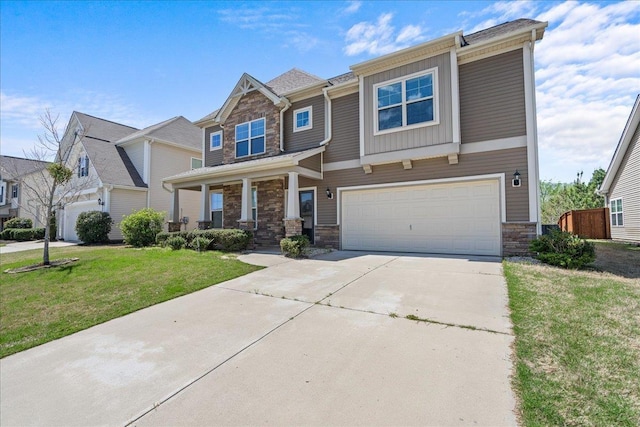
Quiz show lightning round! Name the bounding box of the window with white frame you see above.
[0,182,5,205]
[191,158,203,170]
[210,191,223,228]
[210,130,222,151]
[293,106,312,132]
[77,155,89,177]
[236,118,265,158]
[251,187,257,229]
[11,184,18,199]
[374,69,438,134]
[610,198,623,226]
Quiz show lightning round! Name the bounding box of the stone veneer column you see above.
[167,222,182,232]
[502,222,537,256]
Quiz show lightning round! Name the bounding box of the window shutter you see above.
[85,155,90,176]
[78,157,81,177]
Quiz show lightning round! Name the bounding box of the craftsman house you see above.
[163,18,547,256]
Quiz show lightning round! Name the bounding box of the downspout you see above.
[319,87,333,146]
[279,99,292,152]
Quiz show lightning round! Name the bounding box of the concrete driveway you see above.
[0,251,516,426]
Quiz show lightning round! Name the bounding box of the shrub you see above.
[166,236,186,250]
[12,229,34,241]
[280,235,310,258]
[529,230,596,269]
[1,228,15,240]
[5,217,32,229]
[120,208,165,247]
[156,231,171,246]
[216,229,252,251]
[75,211,112,244]
[190,236,212,252]
[156,229,251,251]
[33,228,45,240]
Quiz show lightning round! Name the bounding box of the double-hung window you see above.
[210,130,222,151]
[11,184,18,199]
[78,155,89,177]
[293,106,312,132]
[0,182,5,205]
[375,68,438,134]
[235,118,265,158]
[610,198,623,226]
[210,192,223,228]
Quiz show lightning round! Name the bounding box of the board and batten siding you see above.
[459,49,526,143]
[300,147,529,225]
[122,142,145,182]
[204,125,224,167]
[609,125,640,242]
[149,143,200,230]
[325,92,360,163]
[284,95,325,152]
[109,188,146,240]
[363,52,453,155]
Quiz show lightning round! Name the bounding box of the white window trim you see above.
[11,184,18,199]
[235,118,266,158]
[251,186,258,229]
[293,106,313,132]
[373,67,439,136]
[210,190,223,229]
[0,182,5,205]
[191,157,203,170]
[610,198,624,227]
[210,130,222,151]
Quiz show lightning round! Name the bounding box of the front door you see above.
[299,190,314,244]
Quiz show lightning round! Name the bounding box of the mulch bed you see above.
[4,258,79,274]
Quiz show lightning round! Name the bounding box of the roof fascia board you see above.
[458,22,547,63]
[117,136,201,153]
[326,79,359,98]
[280,80,327,99]
[215,73,285,123]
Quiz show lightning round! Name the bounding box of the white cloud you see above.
[344,13,425,56]
[343,1,362,15]
[466,0,539,33]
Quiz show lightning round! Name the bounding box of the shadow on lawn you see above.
[592,241,640,280]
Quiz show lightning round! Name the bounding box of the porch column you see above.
[168,189,181,232]
[198,184,211,229]
[284,171,303,238]
[237,177,255,247]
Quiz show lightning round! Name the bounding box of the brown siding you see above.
[284,95,325,152]
[325,92,360,163]
[609,125,640,242]
[459,49,526,143]
[300,147,529,224]
[204,125,223,167]
[298,153,321,172]
[363,52,453,155]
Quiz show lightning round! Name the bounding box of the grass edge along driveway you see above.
[504,251,640,427]
[0,245,262,358]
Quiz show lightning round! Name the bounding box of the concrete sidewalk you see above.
[0,240,78,254]
[1,251,516,426]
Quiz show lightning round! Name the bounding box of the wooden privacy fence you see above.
[558,208,611,239]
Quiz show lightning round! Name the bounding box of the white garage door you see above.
[63,201,96,242]
[341,179,501,256]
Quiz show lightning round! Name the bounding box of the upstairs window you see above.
[77,155,89,177]
[210,130,222,151]
[374,68,438,134]
[610,198,623,226]
[236,118,265,158]
[293,106,312,132]
[11,184,18,199]
[191,158,203,170]
[0,182,5,205]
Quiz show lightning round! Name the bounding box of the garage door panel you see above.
[341,180,501,256]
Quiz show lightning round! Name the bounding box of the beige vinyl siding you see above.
[300,147,529,224]
[204,125,224,166]
[284,95,325,152]
[459,49,526,143]
[363,52,453,155]
[109,188,146,240]
[609,125,640,242]
[325,92,360,163]
[149,143,200,230]
[122,142,145,180]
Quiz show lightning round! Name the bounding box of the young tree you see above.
[539,168,606,224]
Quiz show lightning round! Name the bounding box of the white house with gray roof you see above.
[56,112,201,241]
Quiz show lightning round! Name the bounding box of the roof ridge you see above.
[74,111,139,130]
[464,18,540,37]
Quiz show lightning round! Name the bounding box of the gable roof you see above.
[598,95,640,195]
[74,111,139,142]
[463,18,545,45]
[116,116,201,151]
[0,156,50,181]
[265,68,326,96]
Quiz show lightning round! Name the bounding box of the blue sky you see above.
[1,0,639,183]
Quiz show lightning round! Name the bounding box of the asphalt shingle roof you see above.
[0,156,50,180]
[463,18,544,45]
[265,68,326,96]
[116,116,201,150]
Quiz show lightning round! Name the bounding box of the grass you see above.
[0,245,262,358]
[504,241,640,426]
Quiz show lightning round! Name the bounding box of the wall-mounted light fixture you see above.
[97,198,105,206]
[326,187,334,199]
[512,170,521,188]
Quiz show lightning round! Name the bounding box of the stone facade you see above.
[284,218,302,237]
[197,221,212,230]
[315,224,340,249]
[167,222,181,232]
[223,184,242,229]
[502,222,537,256]
[222,91,281,165]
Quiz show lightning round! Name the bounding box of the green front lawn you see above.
[504,243,640,426]
[0,246,262,358]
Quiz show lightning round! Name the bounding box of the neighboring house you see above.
[56,112,201,241]
[0,156,50,230]
[163,18,547,256]
[597,95,640,243]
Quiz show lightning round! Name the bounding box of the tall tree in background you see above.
[540,168,606,224]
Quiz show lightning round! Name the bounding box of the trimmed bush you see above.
[155,229,251,251]
[280,235,310,258]
[529,230,596,269]
[1,228,15,240]
[120,208,165,247]
[75,211,112,244]
[190,236,212,252]
[216,229,252,251]
[156,231,171,246]
[33,228,45,240]
[166,236,186,250]
[5,217,32,229]
[12,229,34,241]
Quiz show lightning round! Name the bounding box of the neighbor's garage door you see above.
[341,179,501,256]
[63,200,95,241]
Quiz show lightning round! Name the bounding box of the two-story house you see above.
[163,18,547,256]
[56,112,202,241]
[0,156,50,230]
